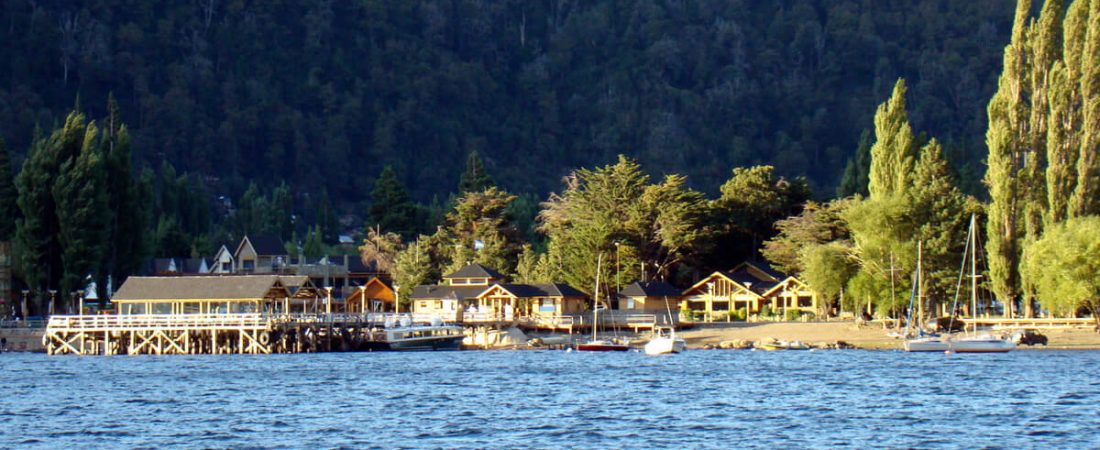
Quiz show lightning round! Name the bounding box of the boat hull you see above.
[644,337,686,355]
[576,343,630,352]
[905,337,1015,353]
[364,335,464,351]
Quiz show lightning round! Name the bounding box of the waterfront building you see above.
[345,277,396,313]
[616,281,683,314]
[112,275,302,315]
[682,262,818,321]
[234,235,289,274]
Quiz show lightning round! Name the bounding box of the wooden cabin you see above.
[473,283,586,321]
[617,281,683,314]
[682,262,819,321]
[346,277,396,313]
[234,235,288,274]
[411,263,587,324]
[112,275,291,315]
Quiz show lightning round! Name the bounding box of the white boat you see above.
[645,326,686,355]
[905,334,1015,353]
[577,253,630,352]
[366,315,465,351]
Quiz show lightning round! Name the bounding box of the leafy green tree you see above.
[438,187,521,275]
[1021,216,1100,325]
[458,151,494,194]
[0,136,17,240]
[868,79,917,199]
[394,235,437,310]
[800,242,858,316]
[302,225,328,258]
[1071,0,1100,217]
[844,196,917,317]
[763,199,853,275]
[367,165,418,239]
[710,165,809,265]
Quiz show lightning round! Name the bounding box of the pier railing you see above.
[45,312,454,332]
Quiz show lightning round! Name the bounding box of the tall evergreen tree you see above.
[837,129,872,197]
[54,123,109,304]
[101,94,144,297]
[0,137,18,240]
[868,79,917,199]
[368,165,418,239]
[16,112,89,311]
[458,151,494,194]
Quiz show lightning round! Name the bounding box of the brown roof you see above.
[112,275,287,302]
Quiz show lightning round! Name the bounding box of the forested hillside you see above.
[1,0,1014,207]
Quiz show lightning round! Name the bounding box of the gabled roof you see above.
[620,281,682,298]
[683,271,764,298]
[533,283,586,297]
[476,283,587,299]
[729,261,784,283]
[410,285,487,301]
[112,275,287,302]
[238,235,287,257]
[443,263,504,280]
[212,244,234,261]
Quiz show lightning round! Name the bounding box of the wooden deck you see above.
[44,313,424,356]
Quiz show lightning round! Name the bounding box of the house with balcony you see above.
[682,261,818,321]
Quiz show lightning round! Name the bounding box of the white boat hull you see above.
[645,336,686,355]
[905,336,1015,353]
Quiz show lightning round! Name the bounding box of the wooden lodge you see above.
[44,275,398,356]
[682,262,819,322]
[410,263,587,331]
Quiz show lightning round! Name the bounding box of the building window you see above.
[626,299,635,310]
[242,260,255,272]
[221,262,231,271]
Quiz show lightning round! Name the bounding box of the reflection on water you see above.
[1,350,1098,448]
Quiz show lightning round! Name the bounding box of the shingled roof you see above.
[240,235,287,256]
[112,275,287,302]
[443,263,505,280]
[620,281,682,297]
[410,285,488,301]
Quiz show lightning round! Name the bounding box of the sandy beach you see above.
[679,321,1100,350]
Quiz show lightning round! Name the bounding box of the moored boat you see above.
[576,339,630,352]
[365,316,465,351]
[644,326,686,356]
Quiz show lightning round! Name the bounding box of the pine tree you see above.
[271,182,294,241]
[985,0,1033,316]
[458,151,494,194]
[837,129,872,197]
[54,122,109,303]
[0,137,18,240]
[368,165,418,239]
[868,79,917,199]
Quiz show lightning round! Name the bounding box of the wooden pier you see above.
[45,313,401,356]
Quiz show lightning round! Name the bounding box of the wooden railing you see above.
[47,313,272,331]
[961,317,1097,330]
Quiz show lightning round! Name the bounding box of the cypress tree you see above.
[868,79,916,199]
[54,122,109,304]
[16,112,89,311]
[458,151,494,194]
[0,137,18,240]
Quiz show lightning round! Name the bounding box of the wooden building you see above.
[346,277,396,313]
[617,281,683,314]
[410,263,587,325]
[682,262,818,321]
[234,235,289,274]
[113,275,293,315]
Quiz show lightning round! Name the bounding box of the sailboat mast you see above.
[593,253,602,341]
[970,214,978,320]
[917,240,923,329]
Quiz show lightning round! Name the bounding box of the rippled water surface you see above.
[2,350,1100,448]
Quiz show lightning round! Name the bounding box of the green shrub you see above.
[760,305,774,317]
[785,309,803,321]
[729,307,747,321]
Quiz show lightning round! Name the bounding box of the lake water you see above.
[1,349,1098,449]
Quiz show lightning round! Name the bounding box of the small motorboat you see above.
[757,337,810,351]
[644,326,686,355]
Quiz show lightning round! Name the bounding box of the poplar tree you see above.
[1045,62,1078,225]
[1071,0,1100,216]
[0,137,17,240]
[985,0,1033,316]
[868,79,917,199]
[1022,0,1064,240]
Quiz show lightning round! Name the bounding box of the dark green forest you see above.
[1,0,1015,210]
